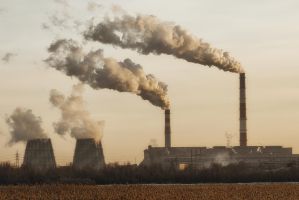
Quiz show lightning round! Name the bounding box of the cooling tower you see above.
[23,138,56,171]
[239,73,247,146]
[165,109,171,148]
[73,138,105,170]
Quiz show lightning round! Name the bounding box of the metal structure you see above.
[15,151,19,168]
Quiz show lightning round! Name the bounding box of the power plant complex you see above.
[18,73,299,171]
[141,73,299,169]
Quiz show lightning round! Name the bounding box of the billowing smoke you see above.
[46,39,169,109]
[6,108,47,145]
[49,84,104,140]
[85,14,243,73]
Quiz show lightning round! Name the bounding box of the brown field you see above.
[1,184,299,200]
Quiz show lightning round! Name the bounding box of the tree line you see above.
[1,162,299,184]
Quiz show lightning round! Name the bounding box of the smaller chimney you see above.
[165,109,171,148]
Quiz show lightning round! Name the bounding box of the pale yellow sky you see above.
[0,0,298,165]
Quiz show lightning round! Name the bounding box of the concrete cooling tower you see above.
[73,138,105,170]
[23,138,56,171]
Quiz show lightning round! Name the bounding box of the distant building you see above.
[141,146,299,169]
[142,74,299,169]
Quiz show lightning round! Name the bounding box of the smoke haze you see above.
[50,84,103,140]
[87,2,102,12]
[46,39,170,109]
[2,52,16,63]
[6,108,47,145]
[85,14,243,73]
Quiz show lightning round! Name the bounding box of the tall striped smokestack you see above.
[239,73,247,146]
[165,109,171,148]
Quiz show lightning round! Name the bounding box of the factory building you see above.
[141,145,299,169]
[141,73,299,169]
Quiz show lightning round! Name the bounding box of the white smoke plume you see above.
[85,14,243,73]
[213,152,237,167]
[46,39,169,109]
[49,84,103,140]
[149,138,158,147]
[6,108,47,145]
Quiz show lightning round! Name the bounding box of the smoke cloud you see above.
[54,0,69,8]
[149,139,158,147]
[0,8,5,14]
[49,84,103,140]
[2,52,17,63]
[49,14,71,29]
[42,0,79,32]
[46,39,169,109]
[87,2,102,12]
[85,14,243,73]
[6,108,47,145]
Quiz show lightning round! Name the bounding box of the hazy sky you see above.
[0,0,298,165]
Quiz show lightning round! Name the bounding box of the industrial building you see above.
[141,73,299,169]
[22,138,56,171]
[73,138,105,170]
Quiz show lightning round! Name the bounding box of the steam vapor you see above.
[85,14,243,73]
[6,108,47,145]
[46,39,169,109]
[149,139,158,147]
[49,84,103,140]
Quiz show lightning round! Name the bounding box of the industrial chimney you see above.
[239,73,247,147]
[73,138,105,170]
[23,138,56,171]
[165,109,171,148]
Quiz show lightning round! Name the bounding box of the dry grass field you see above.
[1,184,299,200]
